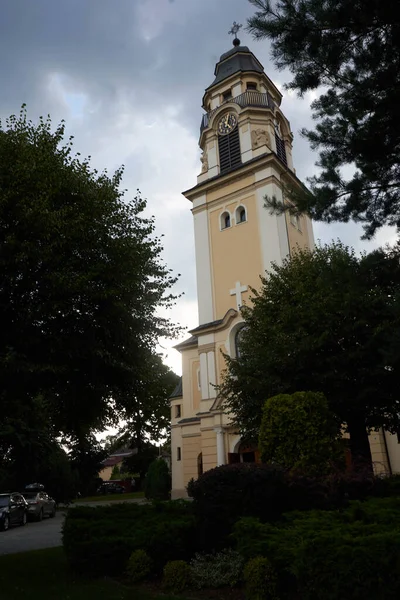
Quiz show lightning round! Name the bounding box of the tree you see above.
[110,465,121,480]
[0,107,180,451]
[144,458,171,501]
[248,0,400,238]
[259,391,344,475]
[220,242,400,468]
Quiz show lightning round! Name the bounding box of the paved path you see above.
[0,512,65,556]
[0,498,146,556]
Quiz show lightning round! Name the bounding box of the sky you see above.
[0,0,397,377]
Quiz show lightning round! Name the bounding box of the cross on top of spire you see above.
[228,21,242,46]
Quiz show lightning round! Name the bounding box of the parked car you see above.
[96,482,126,495]
[0,493,28,531]
[23,484,56,521]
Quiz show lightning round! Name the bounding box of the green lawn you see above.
[74,491,144,503]
[0,547,183,600]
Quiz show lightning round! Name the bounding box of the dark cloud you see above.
[0,0,394,370]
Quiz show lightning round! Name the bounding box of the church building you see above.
[170,31,400,499]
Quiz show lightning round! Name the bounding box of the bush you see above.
[162,560,192,593]
[233,497,400,599]
[145,458,171,501]
[259,391,344,475]
[187,463,286,550]
[243,556,278,600]
[126,549,153,583]
[63,501,195,576]
[190,548,244,589]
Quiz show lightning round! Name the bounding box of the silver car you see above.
[23,490,56,521]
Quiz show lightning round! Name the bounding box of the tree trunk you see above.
[347,417,373,473]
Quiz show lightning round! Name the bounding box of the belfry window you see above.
[221,211,231,229]
[223,89,232,101]
[274,120,287,166]
[235,326,247,359]
[236,206,247,224]
[246,82,257,90]
[218,127,241,174]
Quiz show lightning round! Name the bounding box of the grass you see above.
[0,547,183,600]
[74,491,144,503]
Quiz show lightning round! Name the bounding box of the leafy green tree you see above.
[220,242,400,468]
[248,0,400,238]
[123,442,159,483]
[0,107,180,459]
[259,391,344,475]
[144,458,171,501]
[68,434,107,496]
[110,464,121,480]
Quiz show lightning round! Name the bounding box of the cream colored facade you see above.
[171,42,400,498]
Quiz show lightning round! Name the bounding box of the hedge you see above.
[232,497,400,599]
[187,463,400,550]
[62,500,195,576]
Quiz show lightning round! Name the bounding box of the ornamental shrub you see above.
[187,463,286,550]
[162,560,192,593]
[233,497,400,599]
[259,391,344,475]
[63,501,195,576]
[243,556,279,600]
[126,549,153,583]
[145,458,171,501]
[190,548,244,589]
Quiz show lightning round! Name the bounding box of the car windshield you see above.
[23,493,38,499]
[0,496,10,507]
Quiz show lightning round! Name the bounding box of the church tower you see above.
[170,29,315,498]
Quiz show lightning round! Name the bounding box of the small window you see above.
[247,82,257,91]
[222,90,232,101]
[175,405,181,418]
[221,211,231,230]
[236,206,247,224]
[177,447,181,461]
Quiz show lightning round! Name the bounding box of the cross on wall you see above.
[230,281,248,311]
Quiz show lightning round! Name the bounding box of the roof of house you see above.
[101,456,125,468]
[206,45,264,92]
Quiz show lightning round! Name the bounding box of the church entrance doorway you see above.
[228,441,260,464]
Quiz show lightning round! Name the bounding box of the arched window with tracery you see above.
[235,205,247,224]
[235,326,247,359]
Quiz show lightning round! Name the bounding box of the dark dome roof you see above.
[206,45,264,91]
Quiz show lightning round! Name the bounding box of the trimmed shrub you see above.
[126,549,153,583]
[187,463,286,550]
[190,548,244,589]
[63,501,195,576]
[259,391,344,475]
[145,458,171,501]
[162,560,192,593]
[233,497,400,599]
[187,462,400,552]
[243,556,279,600]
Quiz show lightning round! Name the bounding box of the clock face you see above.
[218,112,238,136]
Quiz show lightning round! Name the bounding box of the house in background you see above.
[98,448,136,481]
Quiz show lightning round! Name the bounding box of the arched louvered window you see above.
[218,127,242,174]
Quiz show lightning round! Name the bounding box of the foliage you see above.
[187,463,286,550]
[63,501,196,576]
[124,442,159,482]
[162,560,192,593]
[110,465,121,480]
[126,549,153,583]
[243,556,278,600]
[68,434,107,497]
[220,242,400,467]
[248,0,400,239]
[145,458,171,501]
[259,391,344,475]
[0,106,180,476]
[233,497,400,599]
[190,549,244,589]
